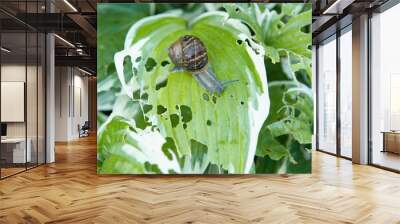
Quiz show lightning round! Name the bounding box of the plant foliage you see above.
[97,3,312,174]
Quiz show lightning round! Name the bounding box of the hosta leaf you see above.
[256,78,312,172]
[223,3,312,62]
[256,127,288,160]
[265,10,312,58]
[114,11,270,173]
[223,3,281,64]
[98,116,181,174]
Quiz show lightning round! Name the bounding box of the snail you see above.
[168,35,236,95]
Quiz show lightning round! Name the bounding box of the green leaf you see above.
[223,3,312,62]
[265,10,312,58]
[256,128,288,160]
[222,4,281,64]
[256,78,312,172]
[114,11,270,173]
[97,116,133,162]
[98,4,152,81]
[98,116,181,174]
[281,3,304,16]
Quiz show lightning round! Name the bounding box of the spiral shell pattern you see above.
[170,35,208,72]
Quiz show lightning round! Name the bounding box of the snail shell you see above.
[168,35,208,72]
[168,35,236,96]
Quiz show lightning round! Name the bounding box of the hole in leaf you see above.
[145,57,157,72]
[212,95,217,104]
[301,25,310,33]
[180,105,192,123]
[135,56,142,62]
[134,111,151,130]
[156,79,168,90]
[235,7,240,12]
[161,61,170,67]
[162,137,178,161]
[190,139,208,167]
[170,114,179,128]
[237,39,243,45]
[244,38,260,54]
[241,22,256,36]
[175,105,179,110]
[144,162,162,173]
[294,108,301,117]
[202,93,209,101]
[207,120,212,126]
[132,90,141,99]
[183,123,187,129]
[123,57,134,83]
[133,67,138,76]
[240,101,244,105]
[157,105,167,115]
[143,104,153,113]
[141,93,148,100]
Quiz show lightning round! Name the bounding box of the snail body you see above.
[168,35,229,95]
